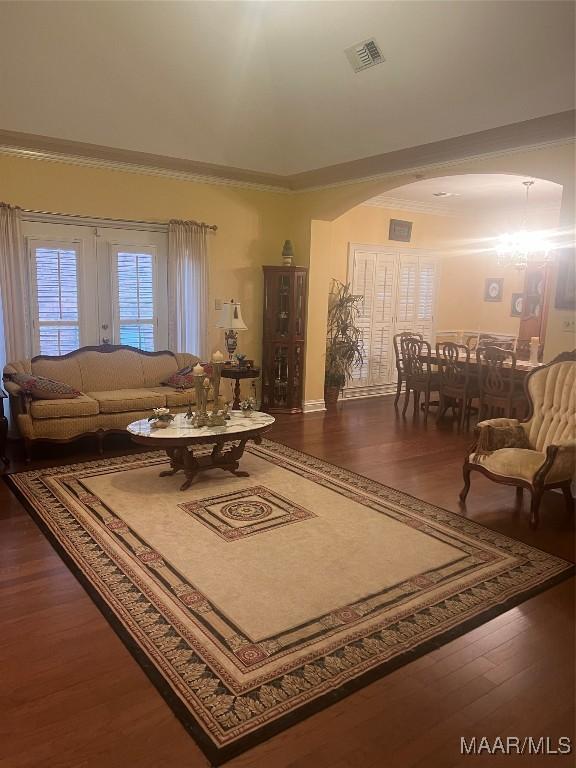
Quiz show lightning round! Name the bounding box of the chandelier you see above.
[495,181,551,268]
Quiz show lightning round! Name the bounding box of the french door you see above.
[345,244,439,398]
[23,221,168,356]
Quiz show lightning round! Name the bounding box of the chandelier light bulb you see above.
[494,181,552,268]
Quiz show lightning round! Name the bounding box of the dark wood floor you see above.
[1,398,574,768]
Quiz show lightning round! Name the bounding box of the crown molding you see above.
[362,195,562,219]
[0,131,291,194]
[362,195,458,217]
[288,111,576,191]
[0,111,574,195]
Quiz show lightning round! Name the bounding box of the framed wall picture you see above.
[484,278,503,302]
[389,219,413,242]
[511,292,524,317]
[555,248,576,310]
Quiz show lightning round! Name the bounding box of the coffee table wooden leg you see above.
[180,447,200,490]
[155,433,267,489]
[159,447,182,477]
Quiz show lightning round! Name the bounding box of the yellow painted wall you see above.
[544,184,576,360]
[303,199,563,403]
[0,154,294,366]
[301,142,574,402]
[1,140,573,407]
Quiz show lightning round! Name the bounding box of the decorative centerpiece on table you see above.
[239,397,256,417]
[185,351,231,428]
[148,407,175,428]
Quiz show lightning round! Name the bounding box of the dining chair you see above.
[436,342,478,429]
[401,337,440,423]
[392,331,423,407]
[476,345,527,420]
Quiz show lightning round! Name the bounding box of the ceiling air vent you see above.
[345,38,385,73]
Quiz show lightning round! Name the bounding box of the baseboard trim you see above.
[303,399,327,413]
[343,385,396,400]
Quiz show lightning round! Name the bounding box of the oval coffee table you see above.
[127,411,275,490]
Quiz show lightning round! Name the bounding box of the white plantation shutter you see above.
[348,251,375,385]
[345,245,438,396]
[347,249,396,388]
[369,254,396,384]
[396,257,418,326]
[31,244,81,355]
[417,261,436,340]
[395,255,437,342]
[115,251,156,351]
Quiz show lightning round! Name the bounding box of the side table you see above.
[0,389,8,468]
[221,367,260,410]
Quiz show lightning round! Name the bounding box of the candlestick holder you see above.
[185,360,230,428]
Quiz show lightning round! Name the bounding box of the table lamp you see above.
[216,299,247,360]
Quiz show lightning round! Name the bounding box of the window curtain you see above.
[0,203,31,364]
[167,220,209,359]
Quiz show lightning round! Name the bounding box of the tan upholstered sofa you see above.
[3,345,200,456]
[460,351,575,527]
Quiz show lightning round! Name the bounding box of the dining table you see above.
[416,352,543,417]
[424,353,543,379]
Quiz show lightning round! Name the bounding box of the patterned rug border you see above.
[5,442,574,767]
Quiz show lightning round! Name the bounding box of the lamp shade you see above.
[216,299,247,330]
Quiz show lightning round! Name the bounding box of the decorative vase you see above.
[151,419,171,429]
[324,386,340,410]
[282,239,294,267]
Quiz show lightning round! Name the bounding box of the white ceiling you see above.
[364,174,564,215]
[0,1,574,175]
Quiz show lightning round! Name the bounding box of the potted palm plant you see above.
[324,279,364,409]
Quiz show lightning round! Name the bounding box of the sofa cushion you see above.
[78,350,146,391]
[470,448,546,483]
[31,357,83,392]
[30,394,100,419]
[87,389,166,414]
[141,353,180,387]
[162,388,197,407]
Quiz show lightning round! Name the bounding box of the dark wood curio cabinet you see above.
[261,266,308,413]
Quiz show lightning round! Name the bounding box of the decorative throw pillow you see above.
[162,366,195,390]
[9,373,81,400]
[474,424,530,458]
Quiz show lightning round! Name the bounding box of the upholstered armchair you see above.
[459,351,575,526]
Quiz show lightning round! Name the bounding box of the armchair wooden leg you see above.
[394,376,403,407]
[560,483,574,515]
[529,486,543,528]
[459,464,472,502]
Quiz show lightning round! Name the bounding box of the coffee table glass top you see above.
[127,411,275,439]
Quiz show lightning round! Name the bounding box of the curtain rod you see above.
[19,207,218,232]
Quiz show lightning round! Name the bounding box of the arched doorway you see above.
[302,168,568,408]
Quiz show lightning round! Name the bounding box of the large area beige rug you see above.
[8,441,573,764]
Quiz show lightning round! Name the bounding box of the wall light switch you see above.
[215,299,222,311]
[561,319,575,333]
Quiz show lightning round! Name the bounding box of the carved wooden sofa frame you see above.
[3,344,199,459]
